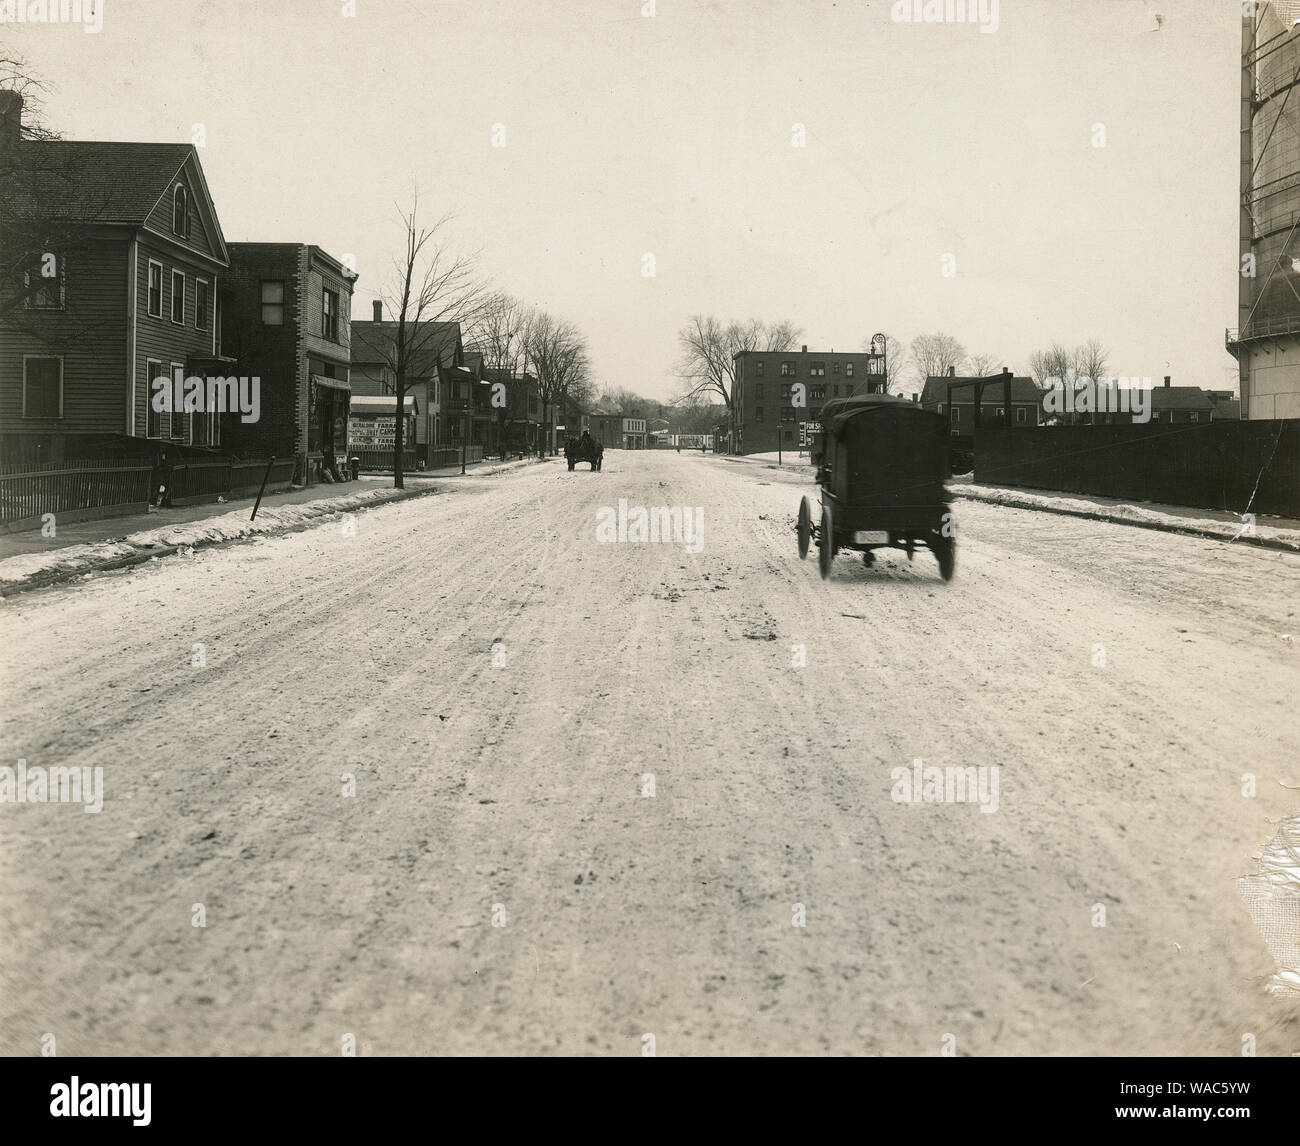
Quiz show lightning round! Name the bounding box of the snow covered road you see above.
[2,450,1298,1055]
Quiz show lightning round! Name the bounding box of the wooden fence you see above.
[0,458,152,529]
[1,456,295,529]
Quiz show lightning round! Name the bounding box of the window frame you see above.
[147,260,164,318]
[173,184,190,238]
[24,259,66,310]
[146,358,165,438]
[170,270,186,325]
[170,360,187,440]
[195,278,210,331]
[22,355,63,419]
[322,287,339,341]
[261,279,285,326]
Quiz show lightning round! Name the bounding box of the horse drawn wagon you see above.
[796,394,955,581]
[564,434,603,471]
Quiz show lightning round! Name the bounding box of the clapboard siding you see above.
[142,155,221,263]
[132,237,222,439]
[0,236,130,438]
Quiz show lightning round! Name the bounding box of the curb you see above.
[953,488,1300,554]
[0,483,443,599]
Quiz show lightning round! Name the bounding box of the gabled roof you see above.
[1149,386,1216,411]
[921,375,1042,407]
[350,320,461,376]
[11,139,228,262]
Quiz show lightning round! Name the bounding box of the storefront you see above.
[308,374,351,481]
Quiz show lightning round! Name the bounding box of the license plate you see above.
[852,530,889,545]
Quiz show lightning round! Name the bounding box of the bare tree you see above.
[375,195,487,488]
[468,291,533,457]
[676,315,800,451]
[1,54,112,332]
[525,311,590,454]
[1076,337,1109,382]
[909,332,968,382]
[967,352,1001,377]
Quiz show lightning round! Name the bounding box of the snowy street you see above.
[1,450,1297,1056]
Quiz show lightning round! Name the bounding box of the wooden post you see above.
[250,455,276,521]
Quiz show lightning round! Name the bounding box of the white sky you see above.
[5,0,1241,400]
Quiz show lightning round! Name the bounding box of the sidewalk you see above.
[0,455,539,595]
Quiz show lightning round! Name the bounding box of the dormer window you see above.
[173,184,190,238]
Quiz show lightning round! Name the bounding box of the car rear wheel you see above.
[818,504,835,580]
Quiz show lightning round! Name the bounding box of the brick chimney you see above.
[948,365,956,376]
[801,344,807,353]
[372,299,382,322]
[1163,375,1170,387]
[0,91,22,158]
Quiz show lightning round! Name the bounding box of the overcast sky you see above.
[6,0,1240,400]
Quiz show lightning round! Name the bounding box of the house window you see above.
[173,184,190,237]
[23,356,62,418]
[951,407,960,424]
[995,407,1005,419]
[1016,407,1027,424]
[846,362,855,377]
[755,360,764,377]
[171,270,185,324]
[783,429,793,442]
[261,280,284,325]
[195,279,210,330]
[780,383,791,399]
[811,362,825,377]
[810,385,825,400]
[832,363,841,375]
[146,359,165,438]
[781,408,794,422]
[170,361,186,440]
[832,384,839,397]
[754,406,764,423]
[780,360,796,377]
[147,261,163,317]
[24,259,66,309]
[1189,411,1199,423]
[322,288,339,341]
[754,382,763,399]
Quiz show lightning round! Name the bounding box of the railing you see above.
[426,445,485,468]
[1226,313,1300,346]
[0,459,152,527]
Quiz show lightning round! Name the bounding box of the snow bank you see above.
[0,486,425,590]
[953,482,1300,552]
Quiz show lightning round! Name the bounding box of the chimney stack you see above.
[0,91,22,157]
[1002,366,1010,374]
[1163,375,1170,387]
[801,345,807,353]
[948,365,956,377]
[372,299,382,323]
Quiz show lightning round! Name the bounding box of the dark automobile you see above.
[796,394,955,581]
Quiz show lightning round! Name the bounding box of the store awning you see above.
[310,373,351,392]
[350,394,417,414]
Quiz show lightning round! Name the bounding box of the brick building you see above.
[732,345,885,453]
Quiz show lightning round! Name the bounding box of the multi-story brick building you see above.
[220,243,355,483]
[732,345,885,453]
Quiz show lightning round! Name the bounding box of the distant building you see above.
[920,370,1042,434]
[590,415,645,448]
[733,345,885,453]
